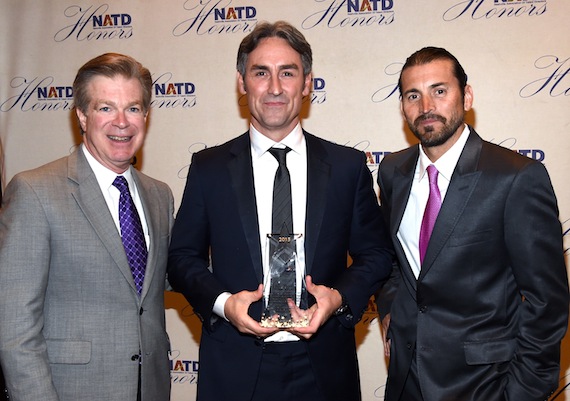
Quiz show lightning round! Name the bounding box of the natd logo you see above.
[151,73,197,110]
[343,140,391,177]
[443,0,547,21]
[302,0,395,30]
[54,4,133,42]
[173,0,257,36]
[0,76,74,112]
[365,150,391,166]
[347,0,394,13]
[360,145,391,181]
[310,77,327,104]
[92,13,131,28]
[38,85,73,101]
[170,351,198,386]
[214,5,256,20]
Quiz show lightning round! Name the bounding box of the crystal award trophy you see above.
[261,233,308,328]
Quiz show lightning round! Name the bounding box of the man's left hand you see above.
[286,275,343,339]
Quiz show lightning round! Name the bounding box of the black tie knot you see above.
[269,146,293,234]
[269,147,291,166]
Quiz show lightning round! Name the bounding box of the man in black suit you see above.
[376,46,569,401]
[168,21,393,401]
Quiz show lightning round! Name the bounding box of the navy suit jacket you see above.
[376,127,569,401]
[168,131,393,401]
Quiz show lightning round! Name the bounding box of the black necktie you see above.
[267,147,296,320]
[269,147,293,235]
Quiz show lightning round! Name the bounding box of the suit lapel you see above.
[68,149,138,294]
[304,133,330,275]
[132,171,159,299]
[391,148,420,292]
[228,134,264,283]
[418,129,483,279]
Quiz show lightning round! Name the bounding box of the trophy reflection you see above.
[261,233,308,328]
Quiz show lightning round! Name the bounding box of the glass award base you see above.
[261,233,307,328]
[260,314,309,328]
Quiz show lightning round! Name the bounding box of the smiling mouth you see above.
[108,135,131,142]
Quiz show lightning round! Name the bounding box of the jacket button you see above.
[419,305,427,313]
[139,307,144,315]
[131,354,140,361]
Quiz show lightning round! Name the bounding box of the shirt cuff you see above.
[213,291,232,321]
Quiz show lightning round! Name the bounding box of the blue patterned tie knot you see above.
[113,176,147,295]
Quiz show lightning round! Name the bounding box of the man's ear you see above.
[76,107,87,133]
[463,84,473,111]
[237,71,247,94]
[302,73,312,96]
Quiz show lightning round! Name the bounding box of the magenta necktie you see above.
[113,176,147,294]
[419,165,441,265]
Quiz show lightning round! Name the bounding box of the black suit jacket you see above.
[376,127,569,401]
[168,130,393,401]
[0,366,6,401]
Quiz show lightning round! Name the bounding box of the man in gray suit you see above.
[0,53,174,401]
[376,47,568,401]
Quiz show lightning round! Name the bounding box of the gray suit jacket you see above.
[376,128,569,401]
[0,148,174,401]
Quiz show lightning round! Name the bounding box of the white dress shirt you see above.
[397,124,470,278]
[213,124,307,342]
[81,144,149,249]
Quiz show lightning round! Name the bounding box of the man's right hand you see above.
[224,284,279,338]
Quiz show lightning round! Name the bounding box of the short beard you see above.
[409,113,463,148]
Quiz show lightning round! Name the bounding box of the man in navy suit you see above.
[168,21,393,401]
[376,46,569,401]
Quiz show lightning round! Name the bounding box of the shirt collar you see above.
[249,123,305,159]
[81,144,135,190]
[418,124,470,182]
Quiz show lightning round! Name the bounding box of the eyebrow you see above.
[93,99,142,108]
[250,63,300,71]
[403,81,447,96]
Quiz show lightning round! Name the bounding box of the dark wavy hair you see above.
[237,21,312,77]
[398,46,468,97]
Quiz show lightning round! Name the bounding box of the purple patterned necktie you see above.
[419,165,441,265]
[113,176,147,295]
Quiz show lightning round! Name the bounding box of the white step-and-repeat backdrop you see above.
[1,1,569,399]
